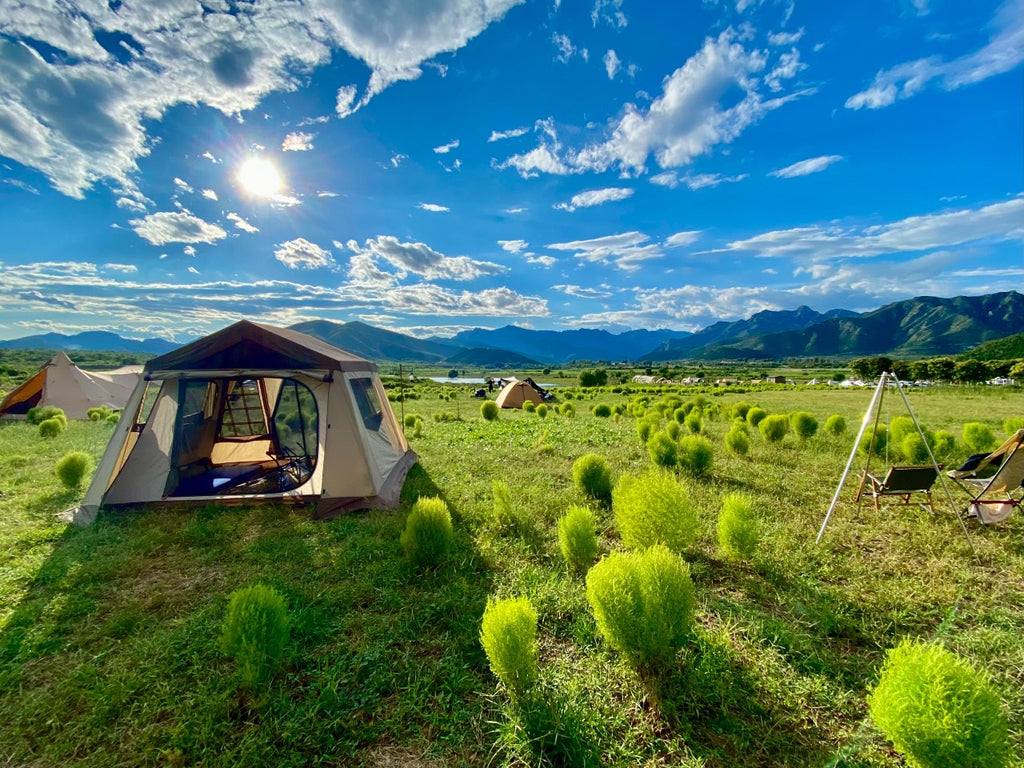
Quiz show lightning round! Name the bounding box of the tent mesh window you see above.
[350,377,384,431]
[273,379,318,463]
[220,379,269,439]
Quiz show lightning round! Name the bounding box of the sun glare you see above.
[237,156,282,198]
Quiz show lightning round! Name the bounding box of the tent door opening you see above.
[166,376,319,498]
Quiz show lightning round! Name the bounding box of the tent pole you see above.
[816,373,888,544]
[891,373,975,556]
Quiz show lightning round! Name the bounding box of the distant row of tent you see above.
[2,322,415,526]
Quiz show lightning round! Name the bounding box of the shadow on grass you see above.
[491,684,603,768]
[0,464,497,766]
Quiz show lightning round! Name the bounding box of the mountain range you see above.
[1,291,1019,365]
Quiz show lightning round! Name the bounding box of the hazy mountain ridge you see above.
[639,306,858,361]
[686,291,1023,360]
[0,330,179,355]
[1,292,1018,364]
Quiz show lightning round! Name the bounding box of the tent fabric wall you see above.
[0,352,141,419]
[71,320,414,526]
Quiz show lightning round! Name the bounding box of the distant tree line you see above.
[849,356,1023,383]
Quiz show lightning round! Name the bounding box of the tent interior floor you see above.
[170,456,313,497]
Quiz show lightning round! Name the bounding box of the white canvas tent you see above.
[0,351,141,420]
[71,321,415,525]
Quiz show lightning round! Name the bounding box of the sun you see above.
[237,156,282,198]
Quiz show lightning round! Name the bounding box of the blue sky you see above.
[0,0,1021,342]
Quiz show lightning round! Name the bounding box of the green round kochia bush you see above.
[717,493,760,562]
[399,496,454,569]
[859,424,888,457]
[684,412,702,434]
[55,451,93,489]
[665,420,682,441]
[27,406,66,425]
[558,505,598,574]
[38,417,65,438]
[536,403,548,419]
[961,422,996,453]
[480,400,500,421]
[746,406,767,427]
[647,431,678,468]
[724,425,750,457]
[559,402,575,418]
[220,583,290,689]
[789,411,818,441]
[591,403,612,418]
[522,400,536,412]
[824,414,847,437]
[480,597,538,699]
[1004,416,1024,435]
[900,433,931,464]
[612,469,698,552]
[87,406,114,422]
[585,545,696,672]
[731,401,752,420]
[673,407,688,424]
[636,415,659,444]
[403,413,419,428]
[677,435,714,475]
[929,430,955,459]
[889,416,918,445]
[868,639,1011,768]
[573,453,613,502]
[759,414,789,443]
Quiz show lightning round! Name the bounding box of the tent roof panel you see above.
[145,320,373,374]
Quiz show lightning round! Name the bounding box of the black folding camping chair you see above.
[856,465,940,514]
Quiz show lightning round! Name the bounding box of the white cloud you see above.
[501,30,806,179]
[666,231,701,247]
[173,177,194,194]
[505,207,526,214]
[336,85,358,118]
[547,231,662,271]
[282,131,315,151]
[0,0,523,197]
[604,49,621,79]
[651,171,749,189]
[489,127,530,142]
[498,239,528,253]
[348,235,506,281]
[846,0,1023,109]
[187,266,199,274]
[724,197,1024,261]
[201,151,220,163]
[103,263,138,273]
[390,153,408,167]
[554,187,634,211]
[554,284,615,299]
[418,202,450,212]
[592,0,627,28]
[130,211,227,245]
[433,139,460,154]
[770,155,843,178]
[274,238,335,270]
[768,28,804,46]
[183,246,196,257]
[526,254,557,267]
[552,33,583,63]
[201,189,218,200]
[226,212,259,233]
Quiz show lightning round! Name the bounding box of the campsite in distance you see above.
[1,0,1023,765]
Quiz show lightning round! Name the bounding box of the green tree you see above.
[953,359,990,384]
[927,357,956,382]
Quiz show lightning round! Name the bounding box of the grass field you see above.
[1,383,1022,767]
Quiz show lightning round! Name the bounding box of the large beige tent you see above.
[0,352,141,419]
[71,321,415,525]
[494,378,545,409]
